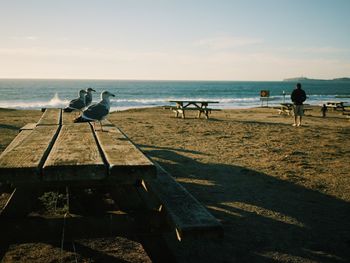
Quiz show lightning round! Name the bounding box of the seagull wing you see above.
[69,97,85,110]
[85,93,92,106]
[82,102,109,120]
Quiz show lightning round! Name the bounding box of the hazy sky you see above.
[1,0,349,80]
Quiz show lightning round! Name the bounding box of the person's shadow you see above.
[139,144,350,263]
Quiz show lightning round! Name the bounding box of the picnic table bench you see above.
[277,103,294,115]
[0,108,222,253]
[342,110,350,120]
[277,103,312,116]
[326,101,345,111]
[168,100,220,119]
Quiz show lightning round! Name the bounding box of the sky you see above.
[0,0,349,81]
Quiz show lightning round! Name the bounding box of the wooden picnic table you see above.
[0,108,222,252]
[277,103,294,115]
[326,101,345,111]
[169,100,219,119]
[277,103,312,116]
[0,108,156,185]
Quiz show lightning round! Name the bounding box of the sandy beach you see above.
[0,106,349,262]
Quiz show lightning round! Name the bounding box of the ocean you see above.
[0,79,349,111]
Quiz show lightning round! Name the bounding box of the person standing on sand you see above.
[321,104,327,117]
[291,83,306,126]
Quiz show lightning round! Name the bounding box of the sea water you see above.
[0,79,349,111]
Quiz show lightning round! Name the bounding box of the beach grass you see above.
[1,106,349,262]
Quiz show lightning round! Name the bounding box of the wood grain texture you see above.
[0,126,59,182]
[43,123,106,181]
[61,111,79,125]
[100,119,114,126]
[144,164,223,240]
[19,123,37,131]
[0,130,32,156]
[62,113,114,126]
[37,108,61,126]
[94,125,156,184]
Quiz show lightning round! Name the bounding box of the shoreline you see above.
[0,103,338,112]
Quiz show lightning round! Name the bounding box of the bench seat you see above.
[142,164,223,240]
[19,123,37,131]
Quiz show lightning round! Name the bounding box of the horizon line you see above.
[1,77,346,82]
[0,77,286,82]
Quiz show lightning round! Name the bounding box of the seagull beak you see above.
[92,89,96,92]
[110,93,115,97]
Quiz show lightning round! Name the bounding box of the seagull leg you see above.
[100,121,104,132]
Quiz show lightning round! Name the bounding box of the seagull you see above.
[74,91,115,131]
[85,87,96,107]
[63,89,87,112]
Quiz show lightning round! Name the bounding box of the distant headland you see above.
[283,77,350,82]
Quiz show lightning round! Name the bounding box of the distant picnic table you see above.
[326,101,345,111]
[0,108,222,249]
[168,100,220,119]
[277,103,312,116]
[277,103,294,115]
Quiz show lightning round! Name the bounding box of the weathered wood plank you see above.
[0,130,32,156]
[19,123,37,131]
[0,126,60,183]
[62,112,114,126]
[37,108,61,126]
[94,126,157,184]
[43,123,106,181]
[143,164,223,240]
[61,111,79,125]
[100,119,114,126]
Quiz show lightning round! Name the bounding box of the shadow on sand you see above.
[0,124,20,130]
[140,145,350,263]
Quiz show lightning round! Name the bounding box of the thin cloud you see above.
[280,46,349,54]
[25,36,38,40]
[8,36,38,41]
[0,47,171,62]
[195,36,263,50]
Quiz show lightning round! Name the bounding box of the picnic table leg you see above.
[0,241,9,262]
[202,103,209,119]
[0,186,39,217]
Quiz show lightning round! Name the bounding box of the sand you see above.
[0,106,349,262]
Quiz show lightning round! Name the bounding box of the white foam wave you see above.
[2,93,348,111]
[0,93,69,109]
[110,97,264,104]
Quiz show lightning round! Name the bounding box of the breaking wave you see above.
[0,93,69,109]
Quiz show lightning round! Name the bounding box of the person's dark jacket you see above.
[291,88,306,105]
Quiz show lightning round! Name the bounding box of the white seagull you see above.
[64,89,87,112]
[85,87,96,107]
[74,91,115,131]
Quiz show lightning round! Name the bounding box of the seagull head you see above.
[87,87,96,93]
[79,89,87,98]
[101,91,115,101]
